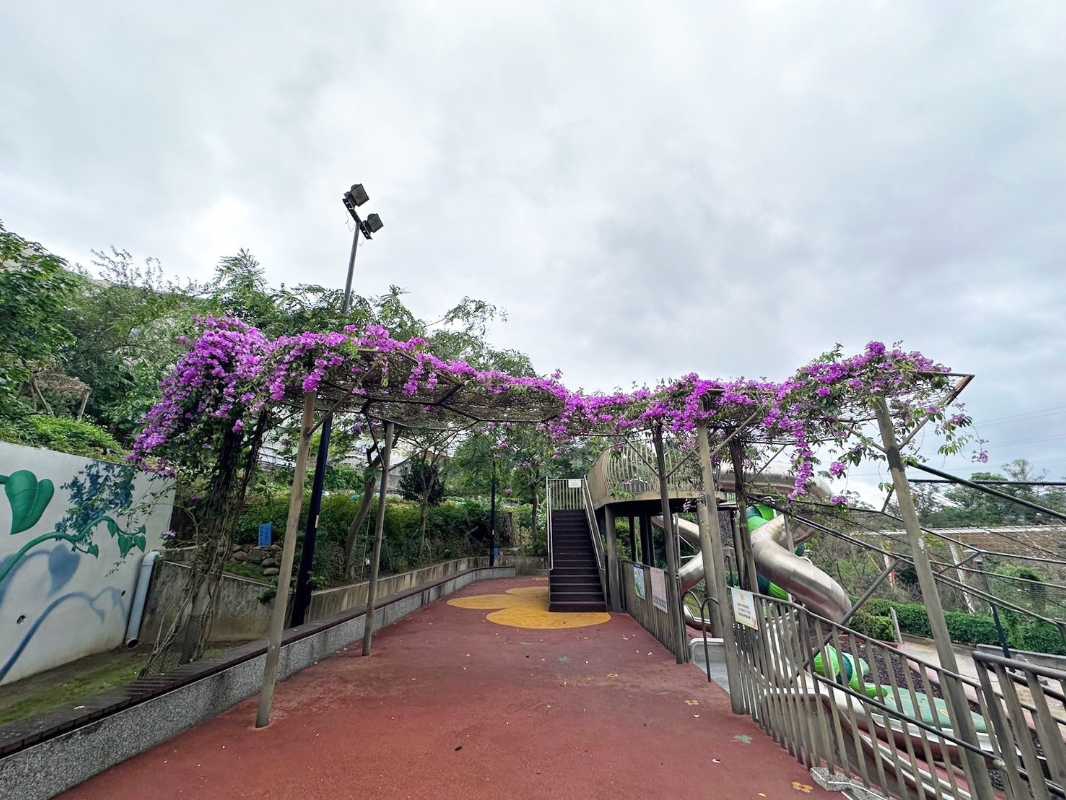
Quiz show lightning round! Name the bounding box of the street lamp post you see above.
[290,185,383,628]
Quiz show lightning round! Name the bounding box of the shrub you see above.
[0,414,125,460]
[1012,622,1066,656]
[850,612,897,642]
[944,611,1000,645]
[859,598,1066,655]
[233,492,492,586]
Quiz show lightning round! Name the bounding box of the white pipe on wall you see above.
[124,550,160,647]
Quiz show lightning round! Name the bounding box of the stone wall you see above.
[307,556,489,620]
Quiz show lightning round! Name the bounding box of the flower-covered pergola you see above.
[134,320,980,728]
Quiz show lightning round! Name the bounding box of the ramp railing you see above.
[731,592,1008,800]
[973,650,1066,798]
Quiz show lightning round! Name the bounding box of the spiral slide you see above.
[653,506,851,625]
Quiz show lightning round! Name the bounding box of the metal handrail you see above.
[974,650,1066,689]
[581,478,609,602]
[545,475,553,572]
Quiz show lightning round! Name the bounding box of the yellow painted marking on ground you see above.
[447,594,522,609]
[447,586,610,630]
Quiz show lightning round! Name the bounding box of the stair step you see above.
[549,601,607,612]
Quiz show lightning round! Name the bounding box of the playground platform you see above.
[62,577,833,800]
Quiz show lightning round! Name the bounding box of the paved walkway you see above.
[64,577,833,800]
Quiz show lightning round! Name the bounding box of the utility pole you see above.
[290,185,383,627]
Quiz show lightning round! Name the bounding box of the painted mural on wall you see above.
[0,441,174,685]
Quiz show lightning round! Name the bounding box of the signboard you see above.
[567,479,582,489]
[649,567,668,613]
[258,522,273,548]
[731,587,759,629]
[632,564,646,600]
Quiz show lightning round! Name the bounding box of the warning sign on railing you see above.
[731,588,758,629]
[649,567,668,613]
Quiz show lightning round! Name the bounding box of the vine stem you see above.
[0,532,87,586]
[0,514,122,586]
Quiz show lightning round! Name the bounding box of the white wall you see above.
[0,442,174,684]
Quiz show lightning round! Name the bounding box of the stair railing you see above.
[581,478,609,604]
[545,475,553,572]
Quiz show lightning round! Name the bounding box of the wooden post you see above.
[639,512,654,566]
[652,424,686,664]
[256,392,316,728]
[362,420,395,656]
[728,440,760,594]
[873,397,994,799]
[696,421,743,712]
[603,504,621,611]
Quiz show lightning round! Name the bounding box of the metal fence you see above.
[973,650,1066,798]
[620,558,687,661]
[727,591,1066,800]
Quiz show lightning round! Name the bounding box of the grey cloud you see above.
[2,0,1065,476]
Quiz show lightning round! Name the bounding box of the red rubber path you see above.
[63,577,834,799]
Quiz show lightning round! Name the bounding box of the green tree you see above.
[398,456,445,505]
[0,222,78,415]
[917,460,1066,527]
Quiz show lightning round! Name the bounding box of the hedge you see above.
[233,492,536,588]
[864,599,1066,656]
[849,611,897,642]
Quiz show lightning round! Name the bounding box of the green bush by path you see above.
[234,492,498,588]
[864,599,1066,655]
[849,611,897,642]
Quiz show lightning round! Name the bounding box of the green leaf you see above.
[2,470,55,534]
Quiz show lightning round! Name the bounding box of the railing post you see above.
[546,476,553,572]
[728,440,760,594]
[603,503,621,611]
[362,420,395,657]
[696,420,744,713]
[256,391,316,728]
[872,397,995,799]
[652,423,687,664]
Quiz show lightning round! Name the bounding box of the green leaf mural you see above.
[0,461,150,588]
[0,470,55,535]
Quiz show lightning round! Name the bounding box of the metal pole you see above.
[362,420,394,656]
[872,397,995,799]
[652,424,686,664]
[728,440,760,594]
[696,421,743,712]
[489,455,497,566]
[291,224,361,627]
[603,504,621,611]
[990,604,1011,659]
[256,392,316,728]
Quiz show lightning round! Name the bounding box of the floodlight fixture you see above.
[349,183,370,206]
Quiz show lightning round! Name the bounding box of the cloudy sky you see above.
[2,2,1065,490]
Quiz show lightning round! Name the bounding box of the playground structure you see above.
[546,432,1066,800]
[114,325,1066,800]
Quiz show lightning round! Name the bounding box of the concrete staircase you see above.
[548,509,606,612]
